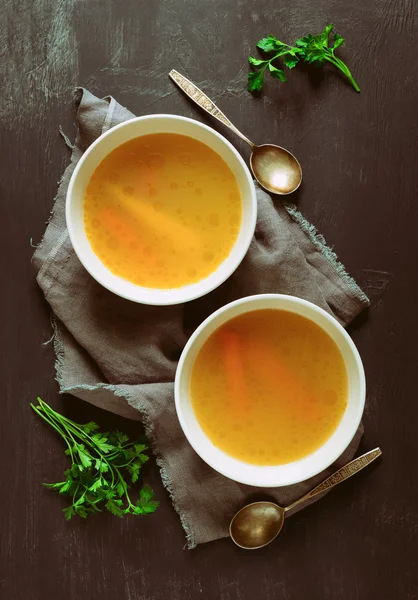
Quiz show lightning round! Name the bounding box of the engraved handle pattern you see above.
[286,448,382,512]
[308,448,382,497]
[169,69,233,128]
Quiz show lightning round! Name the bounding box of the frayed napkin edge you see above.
[285,205,370,307]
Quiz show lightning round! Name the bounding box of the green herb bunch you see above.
[248,24,360,93]
[31,398,158,520]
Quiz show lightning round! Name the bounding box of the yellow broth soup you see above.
[190,309,348,466]
[83,133,242,289]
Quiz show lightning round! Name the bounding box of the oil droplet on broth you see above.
[147,153,164,169]
[202,251,214,262]
[324,390,338,405]
[180,153,192,165]
[208,213,220,227]
[83,133,242,289]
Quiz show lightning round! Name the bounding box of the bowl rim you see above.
[174,293,366,487]
[65,113,257,306]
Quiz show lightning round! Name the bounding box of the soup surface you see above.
[84,133,242,289]
[190,309,348,465]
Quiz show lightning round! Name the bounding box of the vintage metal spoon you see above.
[169,69,302,195]
[230,447,382,550]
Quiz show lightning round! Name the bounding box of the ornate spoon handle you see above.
[169,69,254,148]
[285,448,382,512]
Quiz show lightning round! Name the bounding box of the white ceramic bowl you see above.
[66,115,257,305]
[175,294,366,487]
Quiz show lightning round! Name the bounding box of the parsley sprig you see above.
[248,24,360,93]
[31,398,158,520]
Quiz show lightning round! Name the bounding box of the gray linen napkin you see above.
[33,88,369,547]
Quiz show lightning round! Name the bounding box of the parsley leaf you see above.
[74,505,89,519]
[63,506,75,521]
[94,458,109,473]
[76,444,93,469]
[282,54,299,69]
[31,398,158,520]
[320,23,334,45]
[91,433,115,454]
[248,24,360,93]
[332,33,344,50]
[134,443,147,454]
[248,56,267,67]
[115,432,129,445]
[268,63,286,81]
[126,463,140,483]
[248,70,265,92]
[134,485,159,515]
[105,499,124,517]
[81,421,99,434]
[257,35,285,53]
[89,479,103,493]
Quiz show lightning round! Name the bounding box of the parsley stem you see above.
[85,498,102,511]
[112,460,136,468]
[324,54,360,92]
[114,466,135,511]
[104,444,134,460]
[39,400,96,443]
[31,404,74,460]
[72,483,80,505]
[107,461,116,488]
[41,404,109,463]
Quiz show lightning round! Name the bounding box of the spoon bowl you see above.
[230,501,285,550]
[250,144,302,195]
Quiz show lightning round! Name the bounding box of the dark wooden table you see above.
[2,0,417,598]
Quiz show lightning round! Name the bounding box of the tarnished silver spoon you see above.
[169,69,302,195]
[230,447,382,550]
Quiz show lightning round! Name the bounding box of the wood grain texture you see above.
[1,0,417,598]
